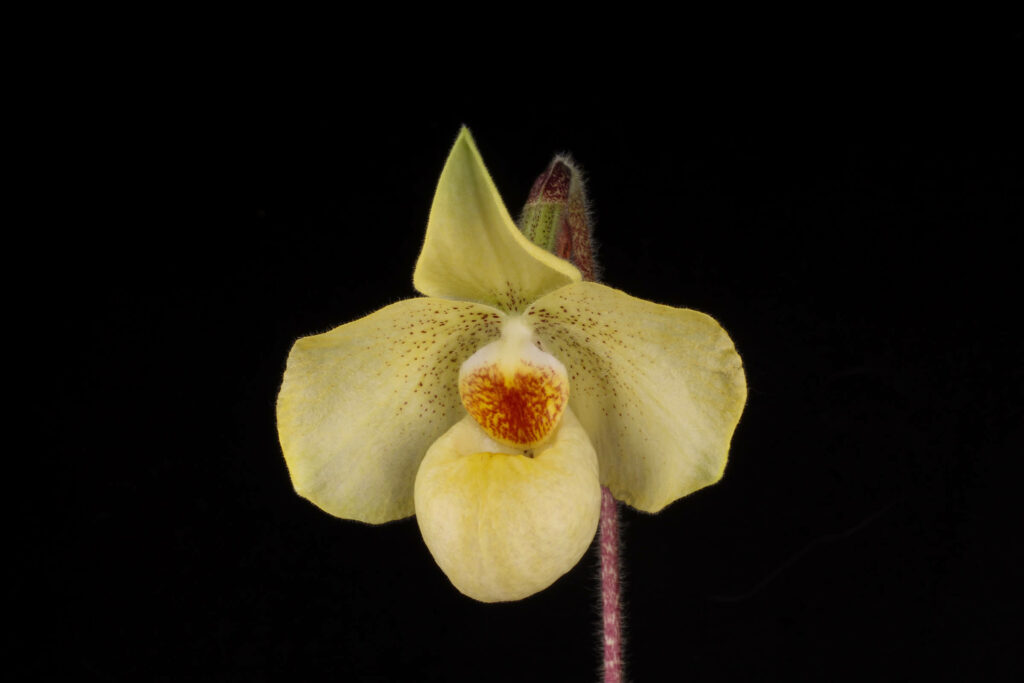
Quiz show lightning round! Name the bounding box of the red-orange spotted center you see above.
[459,361,569,448]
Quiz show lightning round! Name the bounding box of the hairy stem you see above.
[599,486,623,683]
[521,154,621,682]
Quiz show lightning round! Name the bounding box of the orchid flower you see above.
[277,128,746,603]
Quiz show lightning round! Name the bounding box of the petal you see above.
[413,127,581,312]
[277,298,503,524]
[528,282,747,513]
[414,408,601,603]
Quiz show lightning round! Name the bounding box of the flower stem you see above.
[521,154,621,682]
[599,486,624,683]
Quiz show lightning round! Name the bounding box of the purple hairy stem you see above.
[599,486,623,683]
[555,163,621,682]
[567,178,621,683]
[523,154,621,682]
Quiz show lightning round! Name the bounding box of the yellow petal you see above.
[414,408,601,603]
[277,298,503,524]
[528,282,747,513]
[413,127,581,312]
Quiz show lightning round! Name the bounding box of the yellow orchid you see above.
[276,128,746,603]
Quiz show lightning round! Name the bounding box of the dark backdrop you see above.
[35,58,1021,682]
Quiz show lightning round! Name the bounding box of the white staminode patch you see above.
[458,317,567,387]
[457,316,570,448]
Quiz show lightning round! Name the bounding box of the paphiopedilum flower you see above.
[277,129,746,602]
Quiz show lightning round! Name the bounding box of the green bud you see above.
[518,155,598,281]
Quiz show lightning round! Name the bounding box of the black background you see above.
[34,45,1021,682]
